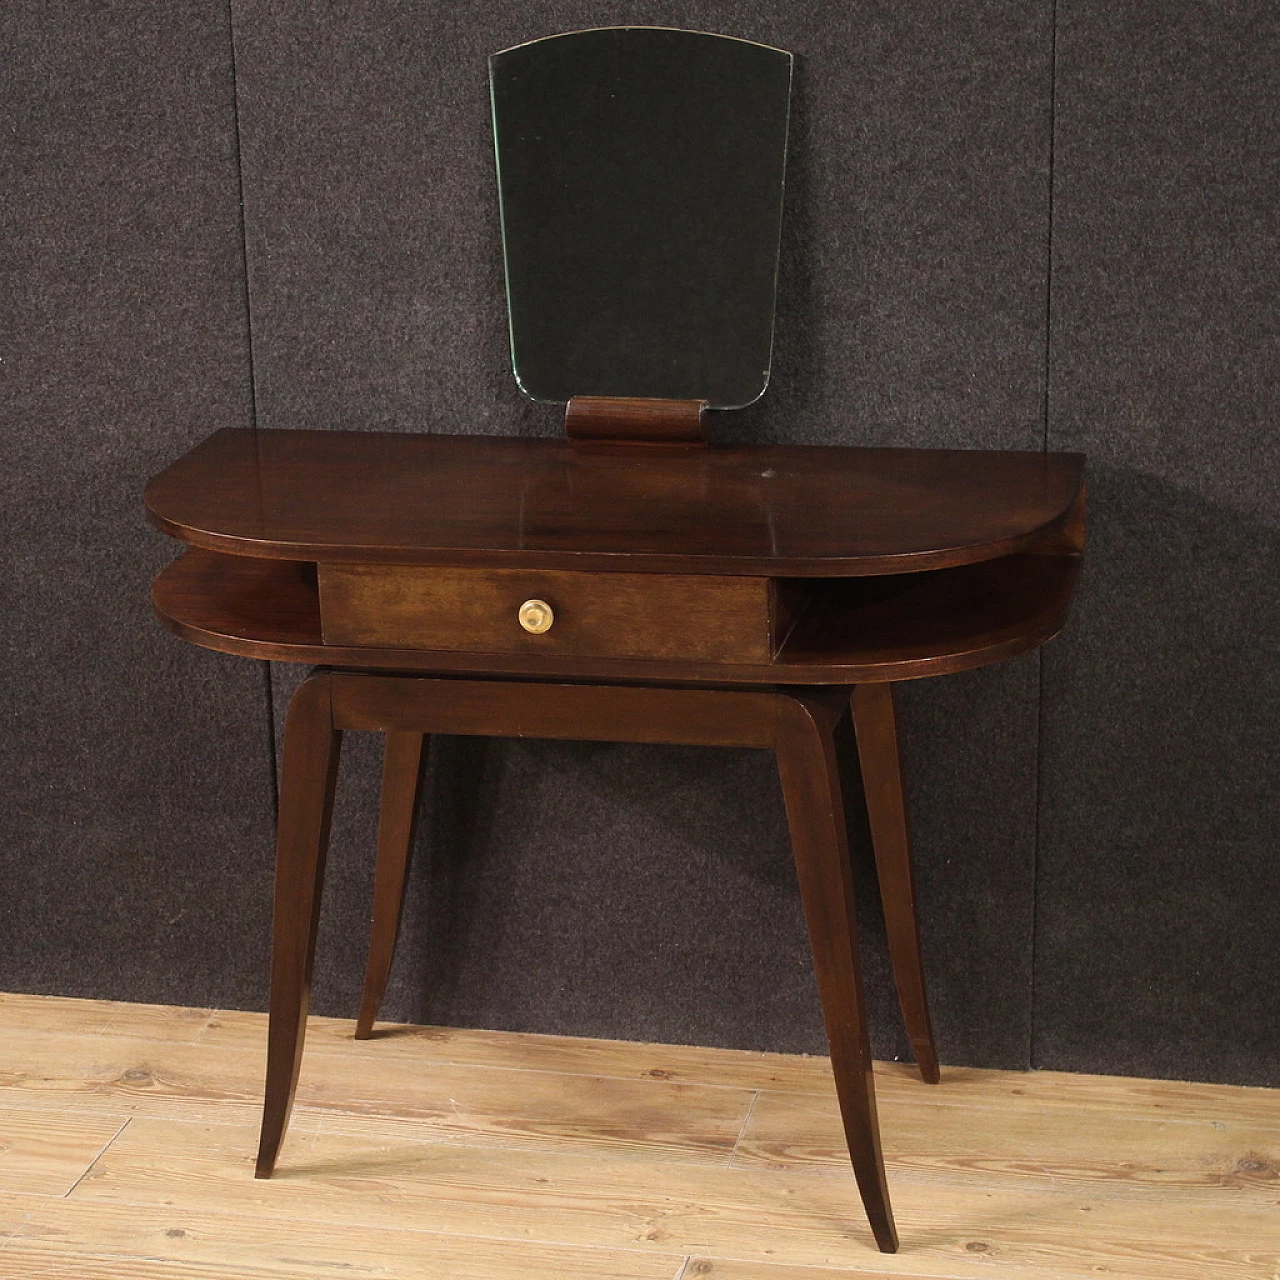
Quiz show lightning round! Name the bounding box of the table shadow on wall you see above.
[1036,461,1279,1085]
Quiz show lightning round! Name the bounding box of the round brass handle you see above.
[518,598,554,634]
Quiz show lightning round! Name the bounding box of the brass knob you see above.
[518,598,554,634]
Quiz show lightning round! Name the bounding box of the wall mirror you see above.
[490,27,793,409]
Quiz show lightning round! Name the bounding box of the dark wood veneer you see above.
[146,426,1085,1255]
[316,563,782,663]
[153,546,1080,685]
[145,429,1084,577]
[254,670,900,1251]
[563,396,708,444]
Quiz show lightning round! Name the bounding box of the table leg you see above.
[355,731,429,1039]
[255,671,343,1178]
[775,695,898,1254]
[850,683,940,1085]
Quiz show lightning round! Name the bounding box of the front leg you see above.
[256,670,343,1178]
[775,693,898,1254]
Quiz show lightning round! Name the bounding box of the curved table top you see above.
[146,429,1085,577]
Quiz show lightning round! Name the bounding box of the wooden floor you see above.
[0,994,1277,1278]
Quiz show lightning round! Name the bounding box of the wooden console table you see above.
[146,425,1084,1252]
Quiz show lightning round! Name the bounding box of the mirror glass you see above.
[490,27,793,408]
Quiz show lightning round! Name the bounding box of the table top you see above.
[146,429,1085,578]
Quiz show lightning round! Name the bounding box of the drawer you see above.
[317,564,798,664]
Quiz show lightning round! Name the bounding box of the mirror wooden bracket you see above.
[564,396,708,446]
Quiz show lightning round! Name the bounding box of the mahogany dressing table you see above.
[145,29,1085,1255]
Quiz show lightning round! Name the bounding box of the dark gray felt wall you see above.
[3,2,1274,1085]
[1038,2,1279,1085]
[2,2,275,1010]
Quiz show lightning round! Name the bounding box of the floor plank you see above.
[7,994,1276,1127]
[9,1200,686,1279]
[0,1108,128,1197]
[214,1006,840,1094]
[66,1115,1280,1277]
[903,1064,1280,1131]
[735,1088,1280,1199]
[0,1191,50,1243]
[684,1266,936,1280]
[0,1027,752,1165]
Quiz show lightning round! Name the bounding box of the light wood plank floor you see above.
[0,993,1277,1279]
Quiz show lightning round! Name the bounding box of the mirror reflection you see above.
[490,27,793,408]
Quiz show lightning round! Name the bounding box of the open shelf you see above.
[153,548,1080,686]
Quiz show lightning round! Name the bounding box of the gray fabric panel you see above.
[1,3,274,1007]
[243,0,1051,1067]
[234,0,1052,451]
[7,0,1274,1087]
[1039,2,1279,1084]
[897,661,1042,1067]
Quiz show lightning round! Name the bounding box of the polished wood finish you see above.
[850,683,939,1085]
[145,429,1085,577]
[564,396,708,444]
[351,692,940,1069]
[355,732,428,1040]
[777,549,1080,677]
[775,694,897,1252]
[154,547,1081,685]
[327,672,779,747]
[317,563,779,663]
[255,672,342,1179]
[259,669,896,1251]
[146,425,1087,1253]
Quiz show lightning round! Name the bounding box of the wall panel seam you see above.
[226,0,280,812]
[1030,0,1061,1073]
[227,0,261,433]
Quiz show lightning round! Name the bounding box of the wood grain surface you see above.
[2,993,1277,1279]
[356,731,429,1041]
[259,674,897,1248]
[564,396,708,445]
[144,429,1085,577]
[317,563,776,662]
[152,547,1081,684]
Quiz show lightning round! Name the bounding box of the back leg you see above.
[355,731,429,1039]
[850,683,940,1084]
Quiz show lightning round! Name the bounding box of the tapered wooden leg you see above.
[255,671,343,1179]
[850,683,940,1085]
[355,731,429,1039]
[775,695,898,1254]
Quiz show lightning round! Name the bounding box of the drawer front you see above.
[317,564,778,663]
